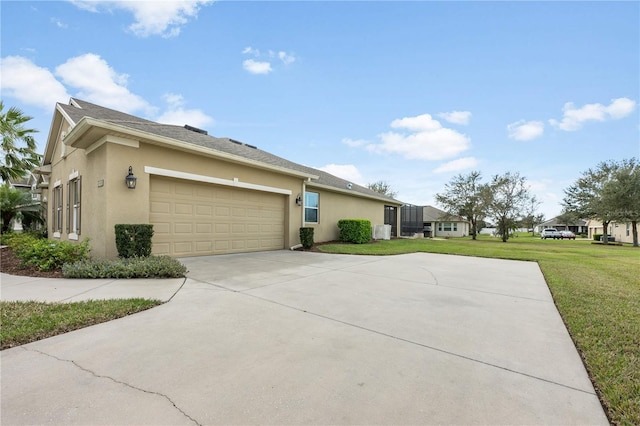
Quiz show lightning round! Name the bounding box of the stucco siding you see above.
[304,187,387,243]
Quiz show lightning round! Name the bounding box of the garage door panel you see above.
[196,223,212,233]
[151,201,170,214]
[174,241,193,254]
[150,176,285,257]
[196,241,212,252]
[196,205,212,216]
[215,207,230,217]
[175,203,193,215]
[174,223,192,234]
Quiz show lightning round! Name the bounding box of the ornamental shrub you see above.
[14,237,90,271]
[300,227,314,249]
[338,219,372,244]
[115,224,154,258]
[62,256,187,279]
[593,233,603,241]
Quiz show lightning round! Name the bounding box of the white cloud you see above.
[437,110,471,125]
[606,97,637,119]
[549,97,637,131]
[278,51,296,65]
[342,137,368,148]
[55,53,154,115]
[0,56,70,109]
[391,113,442,132]
[507,120,545,141]
[242,59,272,75]
[51,18,68,28]
[433,157,478,174]
[156,93,214,128]
[317,164,363,184]
[365,113,470,161]
[242,46,260,56]
[241,47,295,74]
[69,0,213,38]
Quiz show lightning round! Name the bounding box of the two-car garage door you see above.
[150,176,285,257]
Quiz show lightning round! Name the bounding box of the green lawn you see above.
[0,299,162,350]
[319,235,639,426]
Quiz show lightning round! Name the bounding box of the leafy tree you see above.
[603,158,639,247]
[1,101,41,184]
[366,180,398,198]
[434,170,488,240]
[0,186,42,234]
[485,172,532,242]
[519,196,543,236]
[563,160,620,244]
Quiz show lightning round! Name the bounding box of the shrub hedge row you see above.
[337,219,372,244]
[62,256,187,279]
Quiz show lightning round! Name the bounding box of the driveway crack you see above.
[242,293,597,396]
[22,347,202,426]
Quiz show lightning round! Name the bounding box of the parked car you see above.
[560,230,576,240]
[541,228,561,239]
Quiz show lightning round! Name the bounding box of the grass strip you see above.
[318,235,639,426]
[1,299,162,350]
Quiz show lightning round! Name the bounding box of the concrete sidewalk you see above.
[1,251,608,425]
[0,273,185,302]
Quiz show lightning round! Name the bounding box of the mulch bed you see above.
[0,246,63,278]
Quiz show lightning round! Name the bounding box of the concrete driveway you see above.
[1,251,607,425]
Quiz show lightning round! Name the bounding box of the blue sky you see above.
[2,1,638,219]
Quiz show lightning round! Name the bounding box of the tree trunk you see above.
[471,218,477,240]
[602,221,610,244]
[500,217,508,242]
[632,220,638,247]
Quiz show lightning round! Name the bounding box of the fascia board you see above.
[42,104,75,165]
[305,181,404,205]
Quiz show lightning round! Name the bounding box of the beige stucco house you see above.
[422,205,469,238]
[586,219,639,244]
[37,99,402,259]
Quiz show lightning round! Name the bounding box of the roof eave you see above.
[65,117,319,181]
[306,181,404,205]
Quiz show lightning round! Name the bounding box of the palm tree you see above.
[1,101,41,184]
[0,185,43,234]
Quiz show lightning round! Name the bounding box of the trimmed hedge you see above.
[300,227,314,249]
[62,256,187,279]
[338,219,372,244]
[115,224,154,258]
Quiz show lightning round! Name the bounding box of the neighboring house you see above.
[535,217,588,234]
[5,173,43,232]
[422,205,469,238]
[37,99,402,259]
[400,205,469,238]
[586,219,639,244]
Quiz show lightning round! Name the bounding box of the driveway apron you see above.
[1,251,608,425]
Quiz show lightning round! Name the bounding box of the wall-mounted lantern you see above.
[295,194,302,206]
[125,166,137,189]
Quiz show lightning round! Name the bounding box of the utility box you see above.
[373,224,392,240]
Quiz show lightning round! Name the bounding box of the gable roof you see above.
[538,216,587,227]
[422,205,466,222]
[45,98,401,204]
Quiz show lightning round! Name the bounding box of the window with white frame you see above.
[67,177,81,237]
[52,184,63,236]
[438,222,458,232]
[304,191,319,223]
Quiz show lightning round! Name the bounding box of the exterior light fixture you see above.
[125,166,137,189]
[295,194,302,206]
